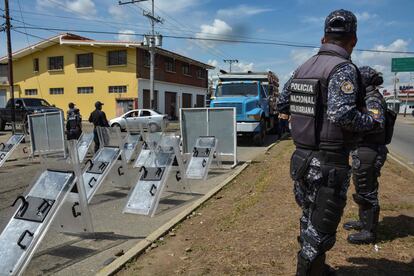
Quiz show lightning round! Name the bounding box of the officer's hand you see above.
[279,113,289,120]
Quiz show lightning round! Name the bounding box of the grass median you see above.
[118,139,414,275]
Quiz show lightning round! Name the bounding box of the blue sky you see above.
[1,0,414,90]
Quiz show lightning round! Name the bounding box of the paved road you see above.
[388,117,414,165]
[0,128,279,275]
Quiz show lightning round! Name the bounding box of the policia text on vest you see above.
[289,79,319,117]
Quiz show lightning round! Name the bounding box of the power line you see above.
[16,0,44,98]
[11,25,414,54]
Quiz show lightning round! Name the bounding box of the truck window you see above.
[216,83,258,97]
[23,98,51,107]
[260,85,268,98]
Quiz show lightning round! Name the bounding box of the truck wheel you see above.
[0,118,5,131]
[253,118,266,146]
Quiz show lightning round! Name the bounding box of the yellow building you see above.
[0,33,213,119]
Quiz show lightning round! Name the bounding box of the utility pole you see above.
[119,0,163,110]
[223,59,238,73]
[393,72,398,113]
[4,0,15,133]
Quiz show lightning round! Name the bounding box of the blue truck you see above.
[210,71,280,146]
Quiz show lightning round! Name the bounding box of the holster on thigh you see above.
[290,148,313,181]
[311,160,349,234]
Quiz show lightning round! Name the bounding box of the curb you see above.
[97,161,251,276]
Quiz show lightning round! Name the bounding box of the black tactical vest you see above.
[361,88,387,145]
[289,43,365,151]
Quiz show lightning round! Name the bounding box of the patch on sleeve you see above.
[340,81,354,94]
[369,108,380,119]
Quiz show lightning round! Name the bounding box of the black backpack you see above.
[384,108,397,144]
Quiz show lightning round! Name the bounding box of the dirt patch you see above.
[118,139,414,276]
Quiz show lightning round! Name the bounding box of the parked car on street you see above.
[0,98,61,131]
[109,109,167,132]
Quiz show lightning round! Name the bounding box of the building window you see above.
[49,87,64,95]
[196,68,206,79]
[33,58,39,72]
[25,89,38,96]
[0,64,7,77]
[165,57,175,72]
[77,86,94,94]
[182,63,191,76]
[76,53,93,68]
[107,50,127,66]
[48,56,64,71]
[109,85,127,93]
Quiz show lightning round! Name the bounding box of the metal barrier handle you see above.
[17,230,34,250]
[88,177,97,188]
[202,159,207,167]
[176,171,181,182]
[140,166,148,178]
[118,166,124,176]
[149,184,157,196]
[85,159,93,170]
[0,143,5,150]
[11,196,28,216]
[37,199,51,214]
[71,202,81,218]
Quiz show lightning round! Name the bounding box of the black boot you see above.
[296,253,335,276]
[343,220,363,231]
[343,207,364,230]
[347,206,379,244]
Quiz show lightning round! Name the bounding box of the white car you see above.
[109,109,167,132]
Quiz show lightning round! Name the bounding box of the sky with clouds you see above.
[1,0,414,91]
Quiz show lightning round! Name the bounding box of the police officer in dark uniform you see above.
[278,10,380,275]
[88,101,109,152]
[66,102,82,140]
[343,66,388,244]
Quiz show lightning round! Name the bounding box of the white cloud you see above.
[37,0,97,17]
[355,12,378,21]
[208,59,219,68]
[217,4,272,18]
[138,0,200,14]
[117,30,136,41]
[290,48,318,66]
[67,0,96,16]
[108,5,127,19]
[233,62,254,72]
[354,39,411,90]
[196,19,233,47]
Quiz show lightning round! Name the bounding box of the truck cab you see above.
[210,71,280,146]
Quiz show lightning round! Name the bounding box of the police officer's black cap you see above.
[325,9,357,34]
[95,101,104,108]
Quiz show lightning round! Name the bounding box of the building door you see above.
[116,99,134,116]
[196,95,205,107]
[182,93,192,108]
[165,91,177,120]
[0,89,6,108]
[143,90,158,110]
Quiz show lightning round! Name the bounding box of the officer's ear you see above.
[350,34,357,47]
